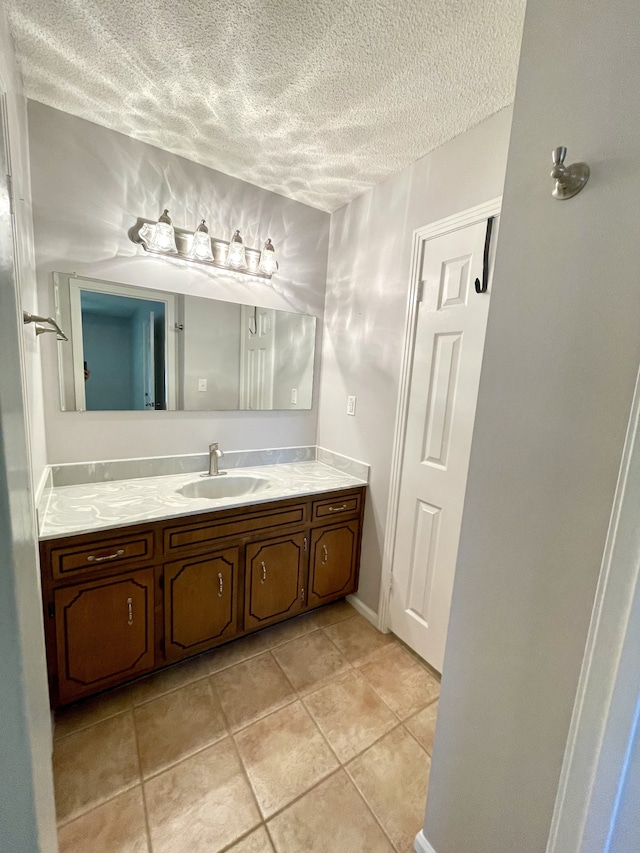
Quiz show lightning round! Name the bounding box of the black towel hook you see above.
[474,216,494,294]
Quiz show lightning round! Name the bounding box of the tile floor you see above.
[53,601,439,853]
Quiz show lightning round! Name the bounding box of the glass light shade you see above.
[227,230,247,268]
[259,238,278,275]
[188,219,214,261]
[148,209,177,253]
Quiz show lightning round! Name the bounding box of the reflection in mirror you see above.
[53,274,316,412]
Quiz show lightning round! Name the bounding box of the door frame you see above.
[377,197,502,635]
[546,364,640,853]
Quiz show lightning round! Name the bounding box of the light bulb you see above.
[148,209,177,253]
[259,238,278,275]
[188,219,214,261]
[227,230,247,268]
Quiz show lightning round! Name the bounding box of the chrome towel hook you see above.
[23,310,68,342]
[550,147,590,200]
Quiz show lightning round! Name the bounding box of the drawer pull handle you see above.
[322,545,329,564]
[303,537,308,551]
[127,597,133,626]
[218,571,224,597]
[328,504,347,513]
[261,561,267,584]
[87,549,125,563]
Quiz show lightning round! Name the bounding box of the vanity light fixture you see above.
[145,209,178,254]
[133,214,278,280]
[188,219,214,261]
[226,230,247,269]
[259,238,278,275]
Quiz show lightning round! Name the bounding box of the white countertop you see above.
[39,461,367,540]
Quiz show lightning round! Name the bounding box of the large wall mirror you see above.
[53,273,317,412]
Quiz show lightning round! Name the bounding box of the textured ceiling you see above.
[4,0,526,211]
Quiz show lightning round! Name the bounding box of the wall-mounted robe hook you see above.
[23,310,69,341]
[550,146,590,200]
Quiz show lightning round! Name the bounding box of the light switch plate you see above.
[347,395,356,416]
[291,388,298,405]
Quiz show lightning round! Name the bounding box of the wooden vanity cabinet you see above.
[244,532,307,631]
[40,486,365,707]
[163,548,239,663]
[53,568,156,705]
[308,520,360,607]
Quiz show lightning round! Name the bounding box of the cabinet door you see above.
[55,569,155,704]
[164,548,239,662]
[245,533,307,631]
[308,521,360,607]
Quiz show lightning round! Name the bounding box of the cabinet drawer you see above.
[49,531,155,580]
[312,492,361,521]
[164,503,307,555]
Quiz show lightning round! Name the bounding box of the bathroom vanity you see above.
[38,462,366,707]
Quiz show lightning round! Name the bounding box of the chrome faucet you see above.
[202,442,226,477]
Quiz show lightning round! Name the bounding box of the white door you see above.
[240,306,275,409]
[142,309,156,409]
[388,216,499,672]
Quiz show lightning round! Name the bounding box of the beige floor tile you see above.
[144,738,260,853]
[226,826,275,853]
[258,612,320,648]
[347,727,431,852]
[57,786,148,853]
[359,645,440,719]
[54,688,133,740]
[126,653,213,706]
[304,599,358,628]
[207,631,274,674]
[323,615,396,665]
[134,678,227,777]
[405,701,438,755]
[235,701,338,817]
[303,671,398,762]
[268,770,393,853]
[211,652,295,732]
[53,711,140,824]
[271,630,351,694]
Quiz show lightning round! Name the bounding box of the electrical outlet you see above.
[347,395,356,416]
[198,378,207,392]
[291,388,298,405]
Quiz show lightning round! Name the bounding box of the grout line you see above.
[131,711,154,853]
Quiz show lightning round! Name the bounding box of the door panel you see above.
[308,521,359,606]
[244,533,306,630]
[55,569,155,702]
[389,217,499,672]
[164,548,239,661]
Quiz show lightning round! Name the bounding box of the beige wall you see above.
[424,0,640,850]
[316,107,513,612]
[28,102,330,463]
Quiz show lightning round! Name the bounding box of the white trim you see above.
[547,363,640,853]
[346,594,379,627]
[414,829,437,853]
[377,197,502,633]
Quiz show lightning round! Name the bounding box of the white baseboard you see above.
[414,829,436,853]
[346,594,380,628]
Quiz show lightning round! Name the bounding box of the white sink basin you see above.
[178,474,271,500]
